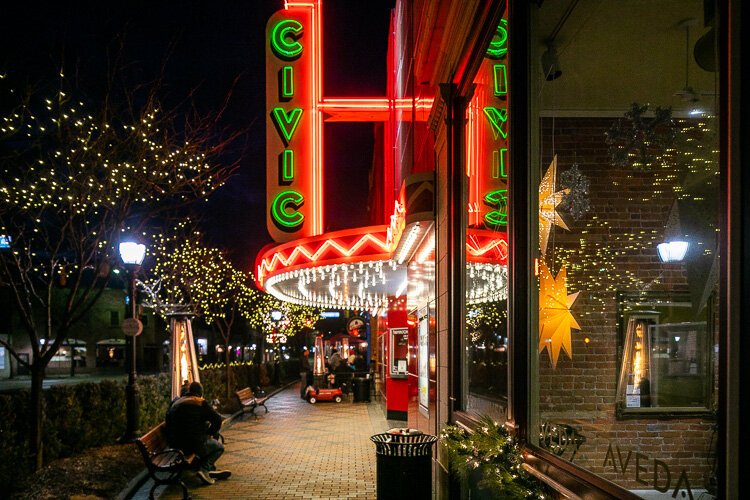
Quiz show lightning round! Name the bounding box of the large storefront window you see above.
[464,10,510,421]
[529,1,721,498]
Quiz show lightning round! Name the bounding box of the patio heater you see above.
[341,337,350,361]
[169,313,201,400]
[313,334,326,387]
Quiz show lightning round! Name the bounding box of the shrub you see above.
[0,391,30,489]
[138,373,171,431]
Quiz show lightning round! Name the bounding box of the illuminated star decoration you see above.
[539,155,570,255]
[539,261,581,368]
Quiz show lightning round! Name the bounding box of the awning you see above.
[255,224,508,311]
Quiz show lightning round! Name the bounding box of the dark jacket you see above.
[165,395,222,453]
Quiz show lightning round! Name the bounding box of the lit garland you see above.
[467,301,508,334]
[441,416,551,498]
[199,360,255,370]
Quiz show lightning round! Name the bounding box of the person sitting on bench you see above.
[165,381,231,485]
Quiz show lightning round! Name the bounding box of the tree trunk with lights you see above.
[225,342,232,400]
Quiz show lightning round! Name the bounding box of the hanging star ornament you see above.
[539,155,570,255]
[539,261,581,368]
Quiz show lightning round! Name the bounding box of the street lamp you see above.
[119,241,146,441]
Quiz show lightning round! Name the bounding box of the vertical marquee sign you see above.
[266,2,323,242]
[466,16,509,230]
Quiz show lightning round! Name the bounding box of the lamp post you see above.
[119,241,146,441]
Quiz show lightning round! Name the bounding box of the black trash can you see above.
[352,377,371,402]
[370,429,438,500]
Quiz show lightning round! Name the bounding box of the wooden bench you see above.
[135,422,196,499]
[235,387,269,419]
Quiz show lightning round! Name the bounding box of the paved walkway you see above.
[134,384,400,499]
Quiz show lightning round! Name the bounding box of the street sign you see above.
[122,318,143,337]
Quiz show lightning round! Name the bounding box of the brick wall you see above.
[536,117,718,493]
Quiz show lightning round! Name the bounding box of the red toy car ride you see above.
[305,386,343,404]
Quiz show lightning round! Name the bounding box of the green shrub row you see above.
[0,359,300,491]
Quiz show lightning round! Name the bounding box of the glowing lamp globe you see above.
[270,310,283,322]
[119,242,146,266]
[657,241,689,263]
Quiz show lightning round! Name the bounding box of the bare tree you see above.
[0,76,238,470]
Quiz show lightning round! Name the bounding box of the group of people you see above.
[326,348,367,387]
[328,347,367,373]
[299,347,367,398]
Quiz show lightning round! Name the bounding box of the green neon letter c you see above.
[271,19,304,60]
[271,190,305,228]
[483,189,508,227]
[486,19,508,60]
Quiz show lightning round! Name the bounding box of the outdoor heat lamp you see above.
[657,240,689,263]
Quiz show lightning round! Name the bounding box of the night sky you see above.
[0,0,393,270]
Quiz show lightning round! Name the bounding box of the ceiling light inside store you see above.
[657,240,689,263]
[541,44,562,81]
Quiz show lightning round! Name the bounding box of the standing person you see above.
[165,381,231,485]
[328,348,342,372]
[300,349,313,398]
[353,351,367,372]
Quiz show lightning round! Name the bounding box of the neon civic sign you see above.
[266,3,323,241]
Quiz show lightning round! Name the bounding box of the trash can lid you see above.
[387,428,422,436]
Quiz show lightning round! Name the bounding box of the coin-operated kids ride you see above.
[305,385,343,404]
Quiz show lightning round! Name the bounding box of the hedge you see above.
[0,359,299,491]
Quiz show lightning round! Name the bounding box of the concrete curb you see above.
[117,380,298,499]
[116,468,148,500]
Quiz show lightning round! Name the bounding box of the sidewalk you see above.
[133,384,401,499]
